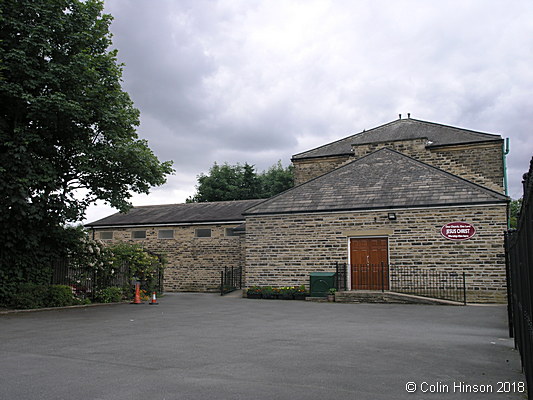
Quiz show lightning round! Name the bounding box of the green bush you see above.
[94,287,124,303]
[7,283,49,309]
[47,285,77,307]
[6,284,88,309]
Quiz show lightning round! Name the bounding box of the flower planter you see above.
[246,293,262,299]
[293,293,308,300]
[262,293,277,300]
[278,294,294,300]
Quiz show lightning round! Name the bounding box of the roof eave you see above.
[243,200,509,217]
[426,138,504,149]
[85,219,246,229]
[291,152,353,162]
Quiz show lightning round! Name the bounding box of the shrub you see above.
[47,285,77,307]
[7,283,49,309]
[6,284,88,309]
[94,287,124,303]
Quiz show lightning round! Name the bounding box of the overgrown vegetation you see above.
[2,234,165,309]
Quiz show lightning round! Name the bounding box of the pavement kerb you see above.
[0,301,128,315]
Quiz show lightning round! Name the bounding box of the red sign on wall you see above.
[441,222,476,241]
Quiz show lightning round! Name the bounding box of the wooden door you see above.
[350,238,389,290]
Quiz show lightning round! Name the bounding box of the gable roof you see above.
[86,199,265,227]
[245,148,508,216]
[292,118,502,160]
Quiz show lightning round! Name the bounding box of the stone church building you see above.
[86,117,509,302]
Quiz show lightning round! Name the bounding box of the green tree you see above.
[509,198,522,229]
[0,0,173,296]
[187,160,293,202]
[259,160,294,198]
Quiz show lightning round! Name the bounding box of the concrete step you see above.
[335,291,464,305]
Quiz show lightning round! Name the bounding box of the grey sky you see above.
[85,0,533,223]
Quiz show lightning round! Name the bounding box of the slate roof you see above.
[245,148,508,216]
[292,118,502,160]
[86,199,265,227]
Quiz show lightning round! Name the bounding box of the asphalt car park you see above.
[0,293,526,400]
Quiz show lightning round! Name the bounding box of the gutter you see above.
[85,220,246,229]
[503,138,510,228]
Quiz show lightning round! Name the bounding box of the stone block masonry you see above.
[245,205,507,303]
[94,224,244,292]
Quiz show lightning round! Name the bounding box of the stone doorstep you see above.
[305,297,329,302]
[334,291,465,306]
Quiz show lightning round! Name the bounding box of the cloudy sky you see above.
[85,0,533,223]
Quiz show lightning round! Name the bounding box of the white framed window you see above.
[131,230,146,239]
[195,228,211,238]
[158,229,174,239]
[99,231,113,240]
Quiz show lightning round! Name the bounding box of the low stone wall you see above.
[245,205,507,303]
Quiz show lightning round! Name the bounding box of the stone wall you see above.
[351,139,504,192]
[292,155,351,186]
[93,224,244,292]
[293,139,504,193]
[245,205,507,302]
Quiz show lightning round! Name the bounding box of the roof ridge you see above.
[292,119,401,159]
[129,198,266,209]
[292,118,502,160]
[408,118,501,138]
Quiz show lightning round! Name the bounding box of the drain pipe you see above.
[503,138,510,228]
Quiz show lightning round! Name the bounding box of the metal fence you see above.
[505,157,533,397]
[390,266,465,304]
[51,258,164,301]
[335,261,348,291]
[220,266,242,295]
[335,262,466,304]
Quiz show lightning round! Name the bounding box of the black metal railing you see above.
[390,266,466,304]
[51,259,97,300]
[51,257,164,300]
[334,262,466,304]
[220,266,242,295]
[335,261,348,291]
[505,157,533,396]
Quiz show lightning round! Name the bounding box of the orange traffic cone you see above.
[149,291,159,305]
[131,283,143,304]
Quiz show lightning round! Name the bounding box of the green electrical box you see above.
[309,272,336,297]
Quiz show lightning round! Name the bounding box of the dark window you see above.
[158,229,174,239]
[99,231,113,240]
[195,228,211,238]
[225,228,237,237]
[132,230,146,239]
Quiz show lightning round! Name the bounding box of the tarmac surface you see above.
[0,293,527,400]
